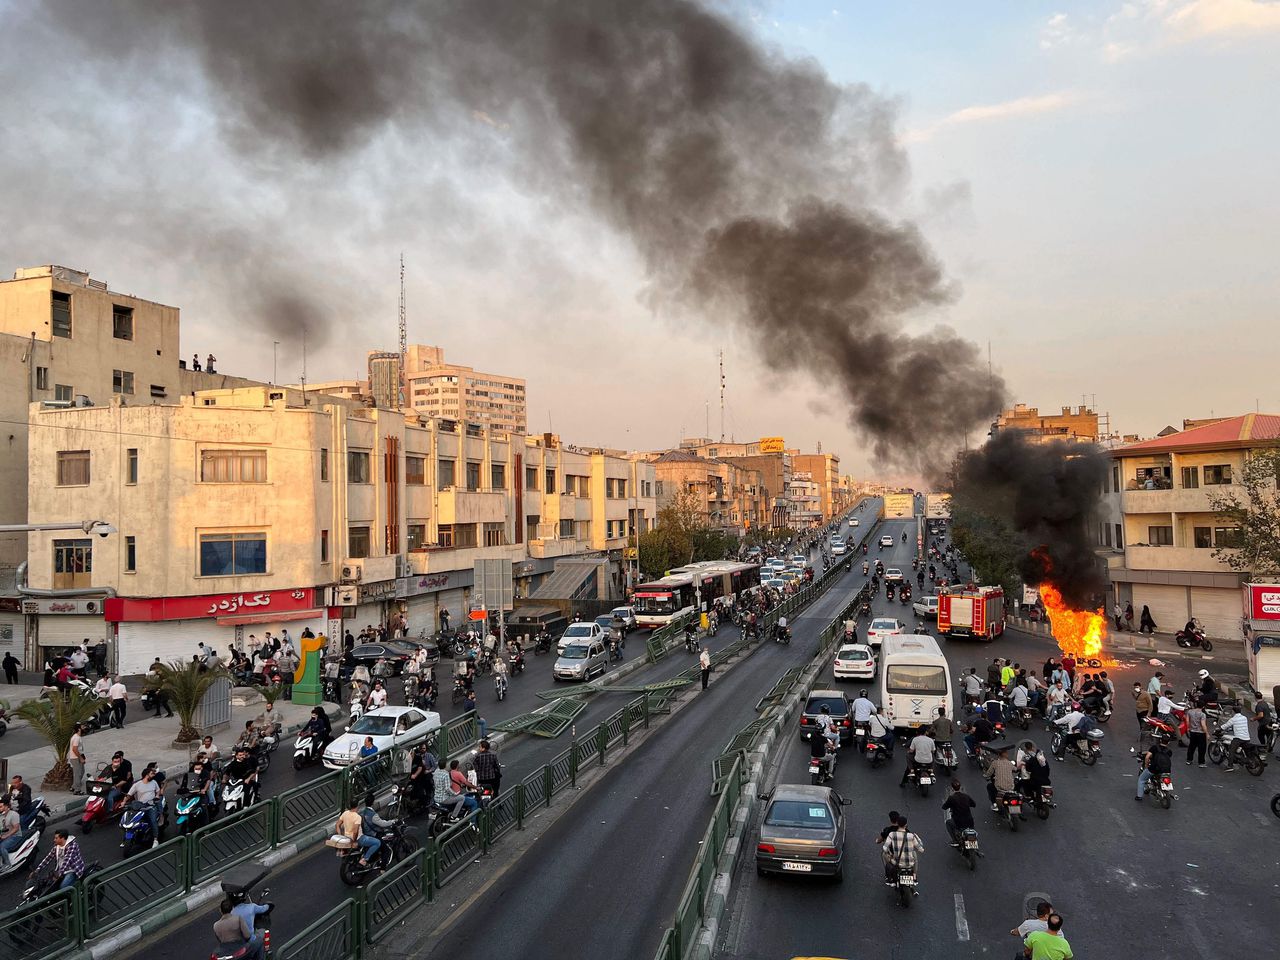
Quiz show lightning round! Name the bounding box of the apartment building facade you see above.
[24,388,655,671]
[1101,413,1280,638]
[405,344,527,435]
[676,439,792,528]
[992,404,1099,444]
[649,450,766,534]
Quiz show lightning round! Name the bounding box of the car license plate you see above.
[964,841,978,849]
[782,861,812,872]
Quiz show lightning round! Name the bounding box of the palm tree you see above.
[15,689,103,790]
[254,681,284,714]
[149,659,230,743]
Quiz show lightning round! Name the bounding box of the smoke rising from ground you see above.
[951,432,1108,608]
[18,0,1004,468]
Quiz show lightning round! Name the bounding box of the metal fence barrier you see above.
[273,897,363,960]
[85,836,188,938]
[275,771,343,843]
[190,801,273,885]
[0,884,81,960]
[364,849,429,943]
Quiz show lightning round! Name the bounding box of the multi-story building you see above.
[367,351,403,409]
[791,452,846,520]
[404,344,527,435]
[1101,413,1280,637]
[675,438,792,528]
[785,472,822,527]
[24,387,655,671]
[992,404,1099,444]
[649,450,766,534]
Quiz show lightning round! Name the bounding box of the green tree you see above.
[15,690,103,790]
[146,659,231,743]
[1207,447,1280,575]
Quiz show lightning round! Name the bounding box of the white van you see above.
[879,634,953,732]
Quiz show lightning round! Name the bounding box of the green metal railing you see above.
[274,897,363,960]
[0,884,81,960]
[84,837,188,938]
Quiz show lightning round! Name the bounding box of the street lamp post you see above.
[0,520,116,535]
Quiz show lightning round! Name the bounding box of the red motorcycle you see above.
[80,772,128,833]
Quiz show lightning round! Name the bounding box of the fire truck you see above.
[938,586,1005,641]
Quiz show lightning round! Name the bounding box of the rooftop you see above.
[1114,413,1280,456]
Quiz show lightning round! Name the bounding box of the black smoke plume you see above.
[949,432,1108,608]
[20,0,1005,469]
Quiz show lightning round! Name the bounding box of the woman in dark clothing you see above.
[1139,605,1157,634]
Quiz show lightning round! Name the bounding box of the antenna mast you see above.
[398,253,407,408]
[719,350,725,442]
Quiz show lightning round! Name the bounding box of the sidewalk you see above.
[1007,616,1248,664]
[5,696,339,819]
[0,683,49,728]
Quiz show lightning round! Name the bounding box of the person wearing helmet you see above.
[852,689,876,725]
[1196,669,1219,705]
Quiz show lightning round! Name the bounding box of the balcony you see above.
[1122,484,1242,515]
[1125,545,1235,574]
[404,544,524,575]
[529,537,581,560]
[437,487,506,525]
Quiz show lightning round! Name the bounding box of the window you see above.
[112,369,135,395]
[53,539,92,583]
[321,530,329,563]
[1115,524,1123,550]
[348,526,371,558]
[438,459,455,489]
[545,468,556,493]
[347,451,370,484]
[52,291,71,338]
[35,367,49,390]
[656,480,664,496]
[1203,465,1232,485]
[453,523,478,548]
[56,450,90,486]
[125,536,136,573]
[150,384,167,399]
[1214,527,1242,548]
[1112,465,1120,493]
[526,515,540,538]
[198,532,267,576]
[1148,525,1173,546]
[1181,466,1199,489]
[1101,523,1112,547]
[112,305,133,340]
[559,519,574,538]
[407,523,427,551]
[406,456,426,485]
[466,461,481,491]
[126,448,138,485]
[55,384,72,402]
[201,449,267,483]
[438,524,454,548]
[525,467,538,491]
[320,448,329,482]
[491,463,506,490]
[483,522,506,547]
[1194,526,1211,548]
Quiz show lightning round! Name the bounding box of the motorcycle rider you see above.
[1053,703,1092,757]
[852,690,877,728]
[984,746,1016,811]
[472,740,503,797]
[222,746,261,806]
[124,765,164,849]
[931,707,955,757]
[358,793,397,864]
[880,816,924,886]
[1197,669,1220,706]
[102,752,135,818]
[810,722,838,780]
[963,708,996,758]
[867,706,894,756]
[960,668,983,706]
[214,899,265,960]
[941,779,976,846]
[1135,738,1172,800]
[406,744,437,809]
[1219,703,1253,773]
[899,728,936,787]
[34,829,87,890]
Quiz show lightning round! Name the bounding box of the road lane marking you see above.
[1108,806,1134,838]
[954,893,970,941]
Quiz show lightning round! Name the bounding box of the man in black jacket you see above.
[471,740,502,797]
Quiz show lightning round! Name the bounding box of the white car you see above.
[831,542,848,556]
[913,595,939,619]
[323,706,441,769]
[763,577,788,590]
[610,606,638,630]
[790,554,808,568]
[849,519,859,527]
[884,568,904,583]
[865,617,904,648]
[879,535,895,548]
[558,621,606,655]
[834,643,876,680]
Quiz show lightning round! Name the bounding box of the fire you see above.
[1039,583,1110,664]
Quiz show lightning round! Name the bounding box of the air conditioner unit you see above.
[340,560,364,583]
[334,585,359,606]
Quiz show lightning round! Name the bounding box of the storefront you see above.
[396,570,474,636]
[24,598,110,669]
[105,588,326,675]
[350,579,398,635]
[1243,583,1280,698]
[0,598,26,667]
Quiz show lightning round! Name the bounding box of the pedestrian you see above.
[2,651,18,684]
[69,722,87,794]
[1185,700,1208,767]
[1139,605,1157,634]
[108,674,128,728]
[1146,671,1164,696]
[1112,601,1124,631]
[1124,601,1134,629]
[699,647,712,690]
[439,608,451,634]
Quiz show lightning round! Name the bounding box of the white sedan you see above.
[322,706,442,769]
[865,617,904,648]
[834,643,876,680]
[884,568,904,583]
[558,621,606,655]
[849,519,860,527]
[831,542,848,556]
[879,535,895,548]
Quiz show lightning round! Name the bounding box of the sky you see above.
[0,1,1276,478]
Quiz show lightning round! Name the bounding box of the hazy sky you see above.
[1,1,1276,476]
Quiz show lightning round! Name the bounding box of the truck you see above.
[938,586,1005,641]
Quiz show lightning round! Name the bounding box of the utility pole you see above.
[398,253,407,408]
[272,340,280,385]
[719,350,725,442]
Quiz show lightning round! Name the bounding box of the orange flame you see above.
[1039,583,1110,663]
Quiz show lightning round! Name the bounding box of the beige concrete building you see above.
[367,351,403,409]
[405,344,527,434]
[791,452,847,520]
[676,439,792,528]
[992,403,1099,444]
[785,472,822,527]
[649,450,766,534]
[25,387,654,670]
[1101,413,1280,638]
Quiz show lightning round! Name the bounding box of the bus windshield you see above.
[635,594,676,614]
[886,664,948,695]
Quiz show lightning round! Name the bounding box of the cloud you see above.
[905,92,1081,144]
[1101,1,1280,60]
[1163,0,1280,40]
[1040,11,1078,49]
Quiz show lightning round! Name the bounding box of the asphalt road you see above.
[406,510,901,960]
[716,615,1278,955]
[111,508,875,958]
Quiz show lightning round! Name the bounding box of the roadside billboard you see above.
[884,493,914,518]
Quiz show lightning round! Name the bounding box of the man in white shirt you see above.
[1045,681,1068,718]
[367,681,388,709]
[107,676,129,729]
[899,730,936,786]
[69,647,89,675]
[69,724,87,794]
[851,690,876,724]
[1011,683,1029,710]
[1219,705,1252,772]
[867,708,894,756]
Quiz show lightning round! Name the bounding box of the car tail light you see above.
[834,660,843,666]
[757,843,775,854]
[818,848,838,857]
[841,718,850,727]
[800,717,811,725]
[864,661,873,667]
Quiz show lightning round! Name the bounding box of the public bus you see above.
[879,634,954,731]
[633,561,761,628]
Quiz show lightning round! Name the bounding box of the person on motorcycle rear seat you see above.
[303,707,332,749]
[984,747,1016,811]
[359,793,395,861]
[103,752,134,816]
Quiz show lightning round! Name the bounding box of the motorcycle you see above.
[899,589,911,607]
[1138,758,1175,809]
[175,775,214,835]
[935,741,959,772]
[889,865,917,907]
[774,624,791,645]
[1026,782,1055,820]
[862,544,867,555]
[885,584,896,601]
[507,650,525,675]
[954,826,980,871]
[1208,728,1267,776]
[864,739,890,769]
[859,600,872,617]
[331,818,420,887]
[80,771,129,833]
[120,798,168,858]
[1175,620,1213,652]
[0,802,50,880]
[1050,727,1105,766]
[494,673,508,701]
[211,862,273,960]
[993,790,1024,832]
[684,629,699,654]
[221,778,258,816]
[533,631,552,655]
[902,761,935,797]
[1010,706,1035,731]
[809,749,836,785]
[293,731,325,770]
[349,694,365,724]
